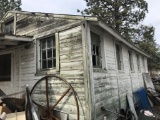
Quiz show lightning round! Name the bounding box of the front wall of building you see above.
[0,12,92,119]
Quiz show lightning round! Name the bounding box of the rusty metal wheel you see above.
[27,74,79,120]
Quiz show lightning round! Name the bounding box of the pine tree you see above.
[80,0,160,70]
[136,25,160,70]
[80,0,148,41]
[0,0,21,19]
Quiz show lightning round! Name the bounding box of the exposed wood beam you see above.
[34,21,82,39]
[6,11,98,21]
[0,35,33,42]
[0,41,18,45]
[0,45,6,49]
[14,13,17,35]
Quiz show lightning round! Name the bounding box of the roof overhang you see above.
[89,21,150,57]
[0,10,98,23]
[0,34,33,50]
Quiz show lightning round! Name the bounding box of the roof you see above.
[0,10,98,22]
[0,11,149,57]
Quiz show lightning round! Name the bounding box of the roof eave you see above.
[88,20,149,57]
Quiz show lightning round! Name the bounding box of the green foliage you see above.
[81,0,148,41]
[135,25,160,70]
[0,0,21,19]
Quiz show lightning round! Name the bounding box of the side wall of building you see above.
[90,26,148,120]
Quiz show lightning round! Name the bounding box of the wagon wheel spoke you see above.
[46,77,50,111]
[50,114,59,120]
[51,87,71,111]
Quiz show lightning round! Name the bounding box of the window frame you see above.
[128,50,134,72]
[36,33,59,75]
[115,42,123,71]
[91,31,101,68]
[142,56,146,72]
[90,26,106,70]
[136,54,141,72]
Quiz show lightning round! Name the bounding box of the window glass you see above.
[116,44,122,70]
[128,50,133,71]
[40,36,56,70]
[136,54,140,71]
[91,32,101,68]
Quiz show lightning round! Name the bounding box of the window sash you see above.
[136,54,140,71]
[116,44,122,70]
[128,50,133,71]
[40,36,56,70]
[91,32,101,68]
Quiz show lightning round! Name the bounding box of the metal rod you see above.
[101,107,125,118]
[0,91,25,99]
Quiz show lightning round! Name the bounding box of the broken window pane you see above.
[96,46,99,55]
[91,32,101,68]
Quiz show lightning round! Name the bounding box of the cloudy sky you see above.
[21,0,160,44]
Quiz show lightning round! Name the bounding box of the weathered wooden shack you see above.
[0,11,149,120]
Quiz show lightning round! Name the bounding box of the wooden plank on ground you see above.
[143,73,155,89]
[127,94,138,120]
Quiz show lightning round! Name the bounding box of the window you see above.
[128,50,134,71]
[4,20,14,35]
[91,32,101,68]
[136,54,140,71]
[0,54,11,81]
[143,57,146,71]
[115,44,123,70]
[40,36,56,70]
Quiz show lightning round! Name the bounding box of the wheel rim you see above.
[29,74,79,120]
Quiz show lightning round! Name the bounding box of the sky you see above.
[21,0,160,44]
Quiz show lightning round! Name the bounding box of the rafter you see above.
[0,41,18,45]
[0,45,6,49]
[0,35,33,42]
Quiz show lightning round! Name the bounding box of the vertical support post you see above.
[14,13,17,35]
[82,21,95,120]
[55,32,59,71]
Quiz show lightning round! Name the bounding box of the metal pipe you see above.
[0,91,25,99]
